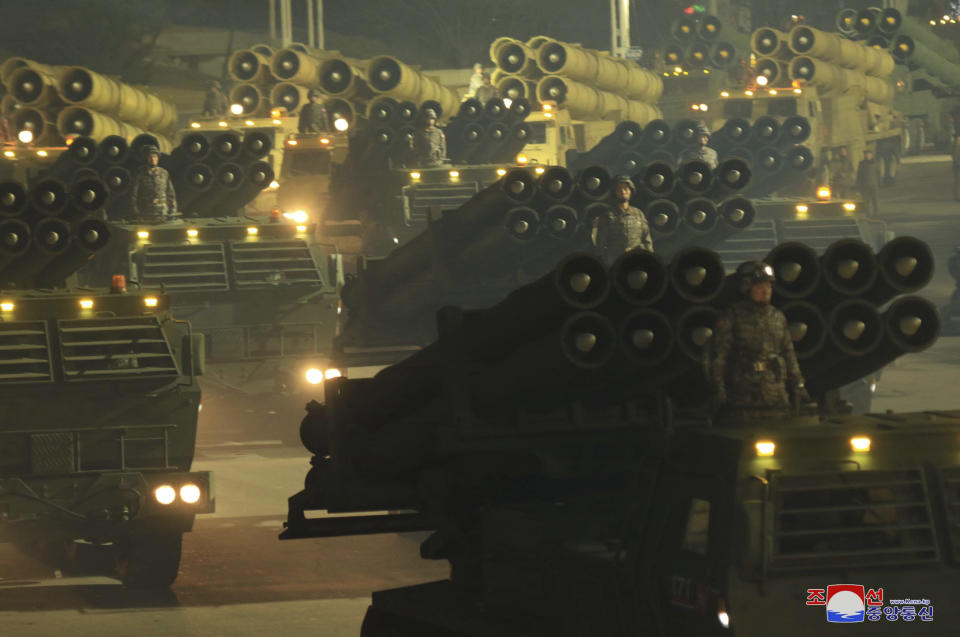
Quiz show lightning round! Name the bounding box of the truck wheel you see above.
[115,532,183,589]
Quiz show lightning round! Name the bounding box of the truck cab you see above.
[0,287,213,588]
[521,106,616,167]
[715,84,904,187]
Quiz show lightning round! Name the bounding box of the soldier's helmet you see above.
[737,260,775,294]
[141,144,160,159]
[612,174,635,192]
[422,108,438,122]
[208,80,221,90]
[308,89,322,99]
[695,123,711,138]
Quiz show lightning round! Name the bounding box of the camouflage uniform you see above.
[131,165,177,220]
[711,301,805,409]
[414,124,446,167]
[474,83,497,105]
[678,145,719,170]
[594,205,654,264]
[202,87,228,117]
[298,101,330,133]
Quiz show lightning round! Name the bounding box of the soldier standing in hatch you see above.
[413,109,446,168]
[710,261,809,420]
[467,63,485,97]
[678,124,719,170]
[298,90,330,133]
[131,146,177,220]
[856,149,881,217]
[201,80,228,117]
[592,174,653,265]
[474,73,497,106]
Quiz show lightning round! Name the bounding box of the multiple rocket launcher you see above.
[664,12,750,72]
[303,234,937,489]
[837,6,960,91]
[1,58,177,150]
[489,36,664,125]
[0,163,111,289]
[337,160,755,351]
[228,42,462,129]
[750,22,896,102]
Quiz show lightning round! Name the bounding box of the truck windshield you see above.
[528,121,549,145]
[767,98,798,117]
[284,149,330,177]
[722,100,753,119]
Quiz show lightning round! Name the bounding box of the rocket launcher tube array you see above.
[788,25,894,78]
[58,66,177,132]
[892,36,960,88]
[536,76,662,125]
[535,39,663,102]
[878,7,960,63]
[788,56,893,103]
[365,56,460,123]
[56,106,173,152]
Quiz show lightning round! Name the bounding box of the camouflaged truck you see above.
[0,287,212,588]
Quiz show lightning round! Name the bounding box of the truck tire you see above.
[115,532,183,589]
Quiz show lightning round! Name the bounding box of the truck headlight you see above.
[154,485,176,505]
[180,484,202,504]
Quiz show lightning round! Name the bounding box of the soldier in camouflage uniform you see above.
[298,89,330,134]
[678,123,719,170]
[201,80,229,117]
[710,261,810,419]
[413,109,446,167]
[592,174,653,264]
[130,146,177,220]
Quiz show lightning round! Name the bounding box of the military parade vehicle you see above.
[282,236,954,636]
[840,6,960,153]
[0,177,212,589]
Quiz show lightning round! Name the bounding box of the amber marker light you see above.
[143,296,159,308]
[0,301,14,312]
[187,228,199,238]
[246,226,259,236]
[137,230,150,240]
[755,441,776,457]
[851,437,871,452]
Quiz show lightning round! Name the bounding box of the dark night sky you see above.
[0,0,686,76]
